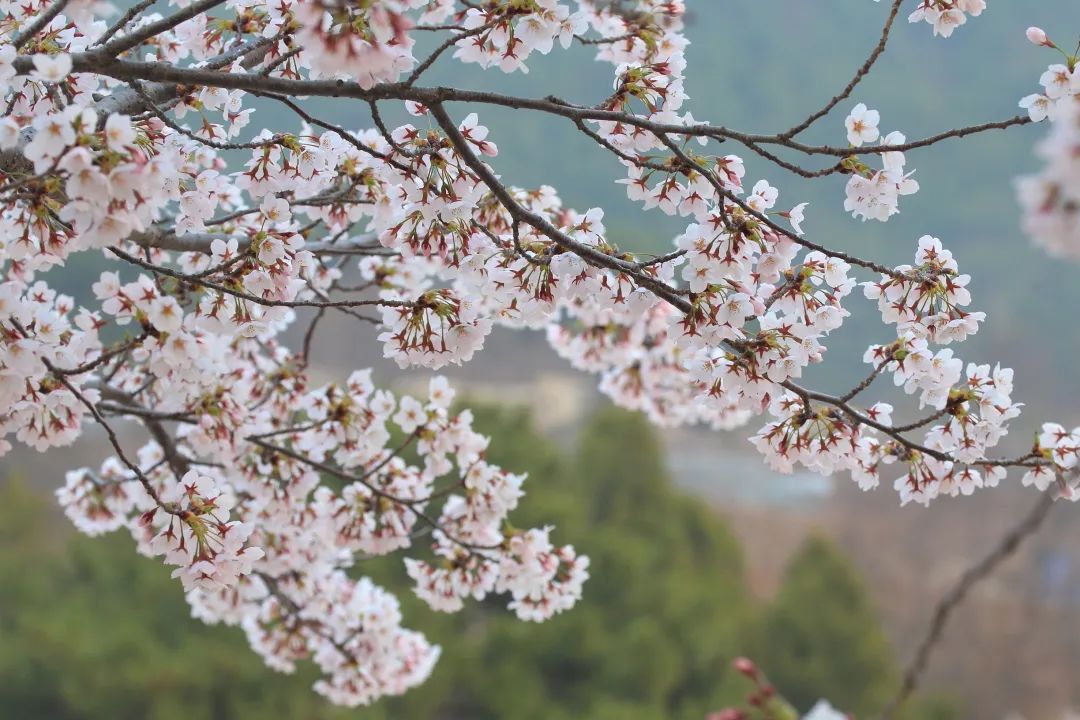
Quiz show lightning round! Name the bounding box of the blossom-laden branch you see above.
[0,0,1077,710]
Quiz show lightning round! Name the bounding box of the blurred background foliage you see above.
[0,405,955,719]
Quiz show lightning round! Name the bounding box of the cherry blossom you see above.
[843,130,919,221]
[1016,44,1080,260]
[907,0,985,37]
[863,235,984,343]
[845,103,880,146]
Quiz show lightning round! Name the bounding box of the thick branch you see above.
[128,227,378,255]
[9,53,1028,162]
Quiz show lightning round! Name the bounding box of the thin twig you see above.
[780,0,904,138]
[879,494,1056,720]
[12,0,72,49]
[98,0,227,57]
[93,0,159,48]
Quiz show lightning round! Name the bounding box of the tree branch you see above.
[879,494,1056,719]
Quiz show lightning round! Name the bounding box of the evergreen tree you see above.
[752,535,898,717]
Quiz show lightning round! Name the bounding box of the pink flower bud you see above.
[1026,27,1051,47]
[707,710,746,720]
[732,657,759,679]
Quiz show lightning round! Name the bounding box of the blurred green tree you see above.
[751,535,898,717]
[0,476,356,720]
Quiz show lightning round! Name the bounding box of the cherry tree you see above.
[0,0,1077,715]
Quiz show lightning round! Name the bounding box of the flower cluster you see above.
[1017,91,1080,261]
[751,392,891,491]
[1022,423,1080,497]
[141,471,265,592]
[0,280,101,453]
[407,524,589,622]
[378,290,493,369]
[58,460,142,536]
[454,0,586,73]
[1015,31,1080,260]
[866,333,964,411]
[842,107,919,221]
[1019,54,1079,124]
[293,0,417,87]
[906,0,986,37]
[863,235,984,343]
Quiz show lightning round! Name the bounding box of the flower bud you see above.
[732,657,760,679]
[707,710,746,720]
[1026,27,1051,47]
